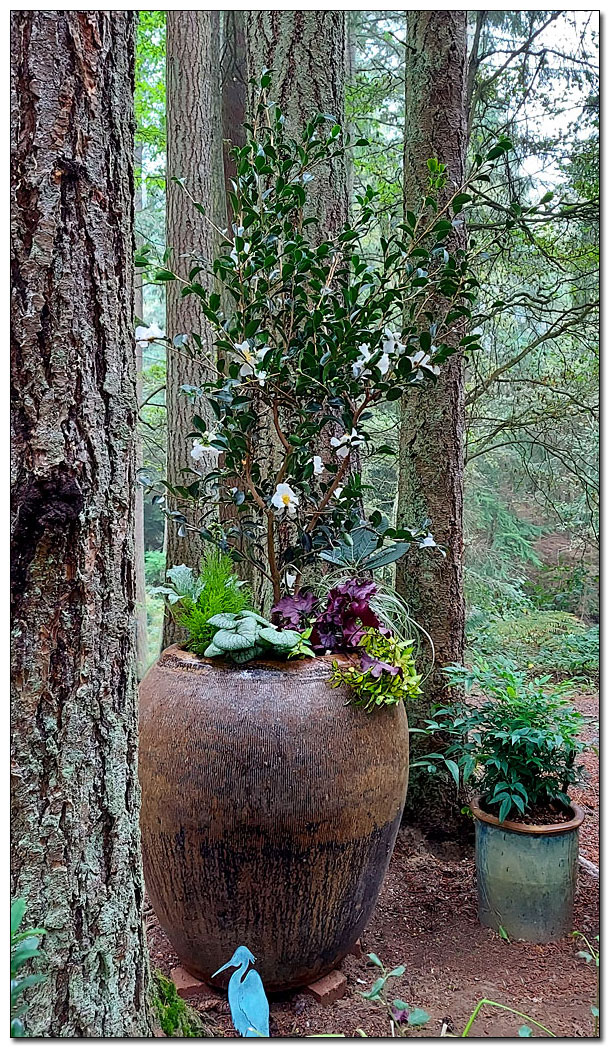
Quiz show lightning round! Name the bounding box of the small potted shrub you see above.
[138,73,506,989]
[416,658,588,942]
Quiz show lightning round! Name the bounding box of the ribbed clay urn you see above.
[139,645,409,991]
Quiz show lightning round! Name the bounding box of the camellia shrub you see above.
[140,71,507,607]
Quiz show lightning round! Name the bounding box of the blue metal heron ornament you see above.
[212,946,270,1037]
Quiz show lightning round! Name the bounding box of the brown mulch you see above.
[507,804,573,825]
[147,690,599,1038]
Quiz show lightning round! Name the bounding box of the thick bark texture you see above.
[244,11,350,236]
[10,11,151,1036]
[163,11,225,646]
[396,12,468,827]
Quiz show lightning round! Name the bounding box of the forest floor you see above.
[147,689,599,1039]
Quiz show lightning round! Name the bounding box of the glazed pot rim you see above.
[471,794,584,836]
[157,643,360,676]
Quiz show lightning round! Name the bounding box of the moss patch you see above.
[150,971,216,1038]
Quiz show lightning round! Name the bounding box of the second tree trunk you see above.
[397,11,468,830]
[163,11,225,647]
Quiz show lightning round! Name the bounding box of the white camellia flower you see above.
[236,341,269,383]
[238,348,257,379]
[352,343,372,378]
[271,483,300,518]
[190,433,219,465]
[382,327,405,357]
[411,349,430,366]
[190,440,208,463]
[312,455,325,475]
[411,349,440,377]
[136,322,164,349]
[377,351,392,376]
[353,341,391,379]
[330,429,364,460]
[235,341,255,375]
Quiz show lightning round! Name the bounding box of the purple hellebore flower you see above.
[310,578,385,653]
[271,591,317,628]
[316,626,338,651]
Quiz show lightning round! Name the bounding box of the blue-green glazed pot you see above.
[472,795,584,943]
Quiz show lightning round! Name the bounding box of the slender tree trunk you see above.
[134,141,149,677]
[135,346,149,677]
[466,10,487,133]
[242,12,351,608]
[11,10,151,1036]
[396,12,468,830]
[216,13,249,556]
[221,10,247,213]
[163,11,225,647]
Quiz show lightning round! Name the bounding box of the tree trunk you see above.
[10,10,152,1037]
[396,11,468,830]
[163,11,225,647]
[242,12,351,608]
[244,11,350,235]
[134,141,149,677]
[221,10,247,214]
[215,13,249,560]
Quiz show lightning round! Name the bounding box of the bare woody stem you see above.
[272,398,292,453]
[243,452,267,513]
[305,391,374,534]
[267,512,281,603]
[306,453,351,535]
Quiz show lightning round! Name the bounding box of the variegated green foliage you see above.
[153,550,252,655]
[329,629,421,711]
[151,563,204,605]
[204,611,311,664]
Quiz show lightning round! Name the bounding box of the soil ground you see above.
[147,689,599,1038]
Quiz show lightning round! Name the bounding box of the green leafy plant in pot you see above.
[414,657,589,942]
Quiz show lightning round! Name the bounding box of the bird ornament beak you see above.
[211,959,235,978]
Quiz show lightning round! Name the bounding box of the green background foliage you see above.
[136,11,598,678]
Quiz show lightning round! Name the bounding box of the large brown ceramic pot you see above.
[139,645,409,992]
